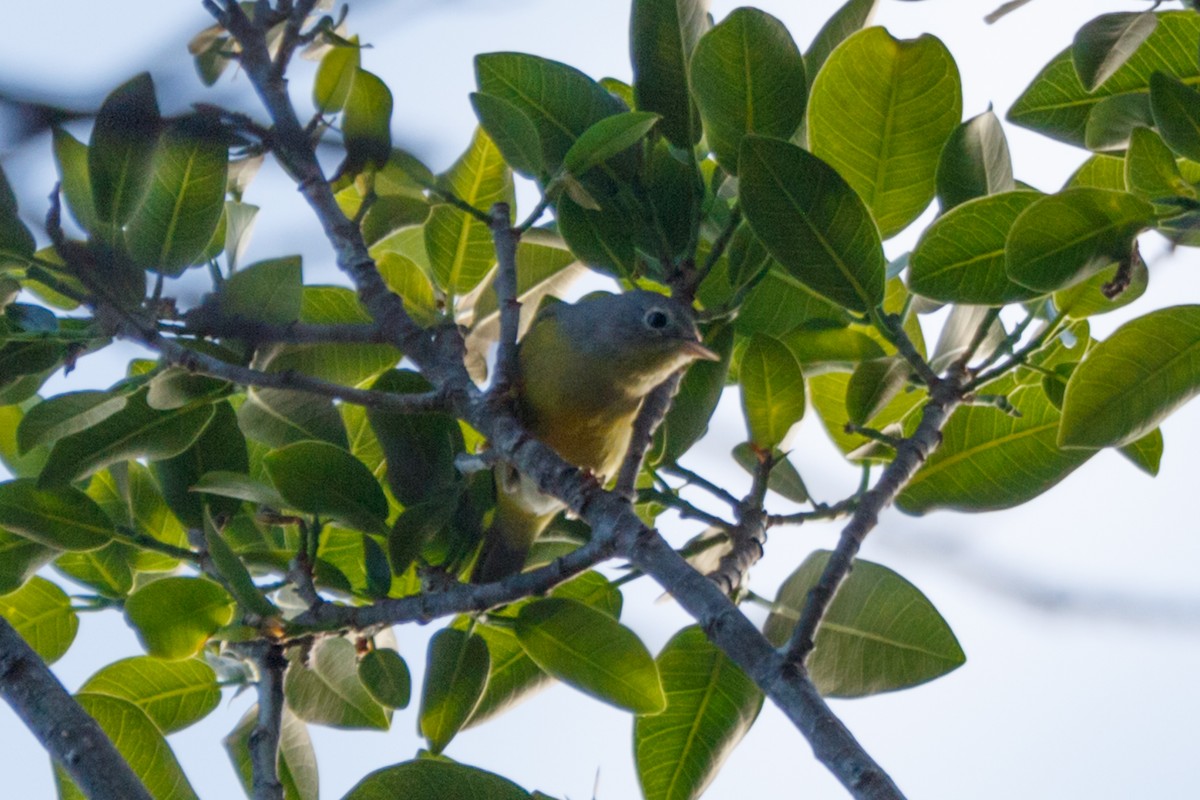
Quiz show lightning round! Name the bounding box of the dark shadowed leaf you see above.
[359,648,412,709]
[215,256,302,325]
[344,760,529,800]
[1149,71,1200,163]
[420,628,489,753]
[630,0,708,147]
[804,0,879,90]
[89,73,160,229]
[342,69,393,175]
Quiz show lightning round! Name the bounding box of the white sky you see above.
[2,1,1199,799]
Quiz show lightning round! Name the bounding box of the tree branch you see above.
[488,201,521,394]
[615,373,681,500]
[0,618,152,800]
[247,643,287,800]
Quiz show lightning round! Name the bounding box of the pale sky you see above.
[2,2,1199,799]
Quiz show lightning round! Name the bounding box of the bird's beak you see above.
[680,339,721,362]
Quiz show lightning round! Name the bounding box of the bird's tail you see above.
[472,488,556,583]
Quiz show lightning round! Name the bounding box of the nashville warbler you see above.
[473,290,719,582]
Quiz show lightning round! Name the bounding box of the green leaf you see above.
[738,136,885,312]
[56,694,198,800]
[237,387,348,449]
[898,328,1096,512]
[285,636,391,730]
[1066,154,1127,191]
[359,648,412,709]
[263,440,388,534]
[1005,188,1153,293]
[377,252,438,326]
[89,73,160,229]
[804,0,880,90]
[1008,11,1200,147]
[341,69,393,174]
[0,576,78,663]
[1052,255,1148,320]
[1060,305,1200,448]
[634,627,762,800]
[1073,12,1158,92]
[190,470,286,508]
[909,191,1043,305]
[470,92,545,179]
[689,8,806,172]
[739,333,805,450]
[630,0,708,147]
[846,356,909,426]
[52,127,98,235]
[367,370,463,506]
[654,323,733,464]
[515,597,666,715]
[1149,71,1200,163]
[425,128,513,294]
[0,478,114,550]
[1084,92,1154,152]
[763,551,964,697]
[475,52,626,176]
[313,37,361,112]
[563,111,660,175]
[344,760,529,800]
[152,399,249,528]
[935,110,1015,211]
[420,628,489,753]
[0,530,57,595]
[1118,427,1163,476]
[731,444,809,503]
[124,576,234,660]
[215,256,302,325]
[53,543,135,599]
[0,164,33,261]
[555,195,636,278]
[16,390,128,455]
[808,28,962,238]
[225,707,317,800]
[88,464,186,573]
[125,117,228,275]
[80,656,219,734]
[38,389,216,487]
[1125,126,1197,204]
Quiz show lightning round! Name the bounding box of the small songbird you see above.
[473,290,719,582]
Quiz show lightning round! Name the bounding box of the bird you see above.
[472,289,719,582]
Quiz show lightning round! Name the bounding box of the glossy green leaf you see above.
[470,92,544,178]
[124,576,234,660]
[80,656,219,734]
[739,136,885,312]
[367,370,463,506]
[190,470,286,508]
[563,111,660,175]
[89,463,186,574]
[52,127,98,235]
[215,256,302,325]
[38,389,215,487]
[635,627,762,800]
[1118,427,1163,476]
[285,636,390,730]
[739,333,805,450]
[1073,12,1158,92]
[344,760,529,800]
[0,478,114,550]
[225,707,317,800]
[53,543,135,599]
[0,530,56,595]
[420,628,489,753]
[314,37,361,112]
[16,390,128,455]
[359,648,412,709]
[56,694,198,800]
[516,597,665,715]
[1060,305,1200,448]
[909,191,1042,304]
[0,576,77,663]
[808,28,962,238]
[263,440,388,534]
[804,0,879,90]
[1008,11,1200,147]
[630,0,708,147]
[152,399,248,528]
[126,118,228,274]
[237,387,348,449]
[1005,188,1153,293]
[1052,255,1148,320]
[145,369,228,411]
[475,52,626,175]
[763,551,964,697]
[935,110,1015,211]
[555,194,636,277]
[690,8,805,172]
[425,128,513,294]
[1149,71,1200,163]
[89,73,160,229]
[342,69,393,174]
[898,327,1095,512]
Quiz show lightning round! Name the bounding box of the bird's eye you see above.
[644,308,670,330]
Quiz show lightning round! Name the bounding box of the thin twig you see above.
[615,374,682,500]
[767,497,858,527]
[870,307,940,387]
[489,202,522,393]
[662,463,742,509]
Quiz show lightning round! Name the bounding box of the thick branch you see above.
[0,618,152,800]
[248,644,287,800]
[489,202,521,393]
[784,372,967,666]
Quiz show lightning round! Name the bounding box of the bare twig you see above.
[615,373,682,500]
[0,618,153,800]
[707,452,770,596]
[767,497,858,527]
[489,202,522,393]
[662,462,742,509]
